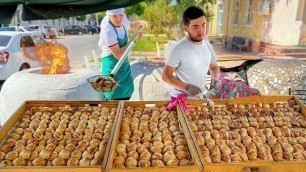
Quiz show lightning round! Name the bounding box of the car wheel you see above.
[19,63,30,71]
[89,31,93,35]
[78,31,83,35]
[59,31,63,36]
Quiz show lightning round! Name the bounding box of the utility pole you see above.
[96,13,99,26]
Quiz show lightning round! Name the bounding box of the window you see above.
[0,35,12,47]
[32,35,47,45]
[10,27,16,31]
[233,0,239,25]
[23,27,34,31]
[246,0,253,25]
[20,35,35,47]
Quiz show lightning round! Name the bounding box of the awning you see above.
[0,0,144,24]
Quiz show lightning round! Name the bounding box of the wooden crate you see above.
[106,101,203,172]
[0,101,122,172]
[178,95,306,172]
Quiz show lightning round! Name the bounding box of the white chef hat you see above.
[98,8,129,48]
[105,8,125,15]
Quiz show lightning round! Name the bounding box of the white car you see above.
[0,32,44,81]
[29,25,59,38]
[0,26,42,37]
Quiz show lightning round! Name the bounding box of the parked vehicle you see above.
[64,25,88,35]
[58,28,64,36]
[83,25,98,34]
[93,25,101,33]
[0,32,45,81]
[28,25,59,38]
[0,26,41,37]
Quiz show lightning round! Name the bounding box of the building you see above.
[220,0,306,52]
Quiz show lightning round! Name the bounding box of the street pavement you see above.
[56,34,101,67]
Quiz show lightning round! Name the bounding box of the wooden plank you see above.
[175,105,202,167]
[106,101,202,172]
[176,106,203,172]
[0,101,121,172]
[101,101,123,172]
[203,161,306,172]
[0,167,102,172]
[177,105,205,172]
[294,96,306,117]
[0,102,26,143]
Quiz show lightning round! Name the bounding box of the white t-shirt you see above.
[101,20,131,57]
[166,37,217,98]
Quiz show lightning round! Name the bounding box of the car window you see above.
[10,27,16,31]
[29,26,38,29]
[65,26,72,29]
[23,27,34,31]
[0,35,12,47]
[20,35,35,47]
[32,35,46,44]
[0,27,9,31]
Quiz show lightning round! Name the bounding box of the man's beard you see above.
[187,30,203,42]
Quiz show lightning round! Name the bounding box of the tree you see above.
[75,15,86,22]
[97,12,106,25]
[143,0,180,38]
[197,0,217,22]
[126,2,147,16]
[175,0,217,22]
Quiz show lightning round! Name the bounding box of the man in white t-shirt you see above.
[162,6,221,99]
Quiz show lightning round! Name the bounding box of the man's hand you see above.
[187,84,202,96]
[210,78,221,90]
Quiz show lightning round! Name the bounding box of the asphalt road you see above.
[57,34,101,67]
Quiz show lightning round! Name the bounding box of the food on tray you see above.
[113,106,192,168]
[0,105,117,167]
[187,99,306,163]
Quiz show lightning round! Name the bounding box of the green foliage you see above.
[132,36,168,51]
[126,2,147,16]
[197,0,217,22]
[97,12,106,24]
[75,15,86,21]
[175,0,217,22]
[143,0,180,39]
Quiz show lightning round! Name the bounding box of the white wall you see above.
[269,0,303,45]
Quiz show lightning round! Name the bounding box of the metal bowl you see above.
[87,75,120,92]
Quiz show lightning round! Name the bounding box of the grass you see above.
[89,58,102,62]
[132,36,168,52]
[89,36,169,62]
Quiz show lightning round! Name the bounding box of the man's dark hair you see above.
[183,6,206,26]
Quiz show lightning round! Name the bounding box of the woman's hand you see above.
[130,20,150,31]
[139,20,150,29]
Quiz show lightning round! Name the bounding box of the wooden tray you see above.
[0,101,122,172]
[179,95,306,172]
[106,101,203,172]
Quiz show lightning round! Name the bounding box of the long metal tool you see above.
[110,27,144,77]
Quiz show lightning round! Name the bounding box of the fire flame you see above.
[22,29,71,74]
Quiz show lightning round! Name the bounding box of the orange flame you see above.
[22,29,71,74]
